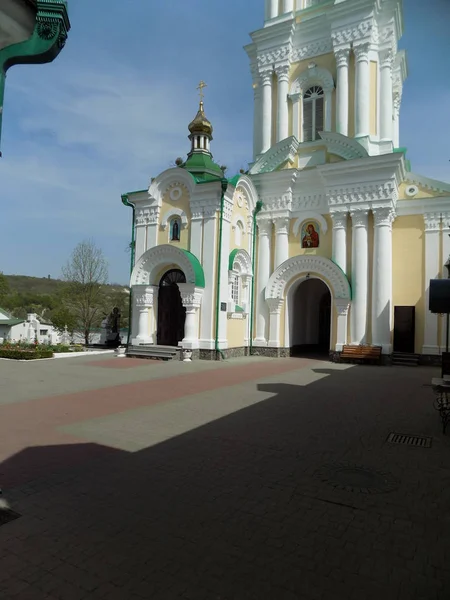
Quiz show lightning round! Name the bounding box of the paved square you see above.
[0,354,449,599]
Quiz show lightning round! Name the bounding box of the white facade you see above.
[0,309,60,344]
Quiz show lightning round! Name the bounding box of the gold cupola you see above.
[188,100,213,137]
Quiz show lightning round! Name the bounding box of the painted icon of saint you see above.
[302,222,319,248]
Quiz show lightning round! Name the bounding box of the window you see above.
[235,221,243,247]
[231,274,240,305]
[170,217,181,241]
[303,85,324,142]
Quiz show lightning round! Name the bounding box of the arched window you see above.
[235,221,243,247]
[303,85,324,142]
[170,217,181,242]
[231,262,240,305]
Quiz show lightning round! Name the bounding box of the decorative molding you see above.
[131,245,201,287]
[266,298,284,314]
[232,214,247,235]
[335,299,350,317]
[257,46,290,69]
[290,64,334,95]
[331,20,373,47]
[135,207,160,227]
[275,63,290,81]
[330,210,349,230]
[327,182,397,206]
[274,217,290,235]
[350,208,369,228]
[160,208,188,231]
[291,39,333,63]
[230,249,253,277]
[424,213,441,232]
[405,185,418,198]
[405,172,450,194]
[178,285,203,309]
[379,48,394,70]
[148,168,195,209]
[257,219,273,237]
[334,46,351,69]
[133,286,156,308]
[292,212,328,237]
[249,136,299,175]
[318,132,369,161]
[372,207,395,228]
[265,255,351,301]
[353,42,371,64]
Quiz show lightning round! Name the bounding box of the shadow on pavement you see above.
[0,364,448,599]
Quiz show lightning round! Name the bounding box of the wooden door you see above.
[393,306,415,353]
[157,270,186,347]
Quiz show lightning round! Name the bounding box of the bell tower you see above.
[246,0,407,161]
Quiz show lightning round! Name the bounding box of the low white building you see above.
[0,308,59,345]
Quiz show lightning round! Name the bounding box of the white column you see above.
[441,214,450,351]
[255,219,272,345]
[282,0,294,13]
[179,286,203,350]
[274,217,290,268]
[146,209,160,250]
[133,286,155,344]
[134,211,147,261]
[260,70,273,153]
[423,214,441,355]
[354,43,371,138]
[330,210,348,274]
[267,299,284,347]
[217,200,233,349]
[372,207,395,353]
[350,209,369,344]
[199,212,218,349]
[324,90,333,132]
[267,0,278,19]
[276,64,290,142]
[253,76,262,158]
[290,93,301,139]
[393,91,401,148]
[335,46,350,136]
[190,210,203,260]
[335,300,350,351]
[379,49,393,142]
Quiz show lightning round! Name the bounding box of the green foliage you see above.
[50,305,78,334]
[0,347,54,360]
[0,272,9,299]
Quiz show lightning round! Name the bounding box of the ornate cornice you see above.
[331,20,373,47]
[257,45,290,70]
[327,182,397,206]
[291,39,333,63]
[135,207,160,227]
[424,213,441,232]
[249,136,299,175]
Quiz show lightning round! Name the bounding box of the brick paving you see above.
[0,355,449,599]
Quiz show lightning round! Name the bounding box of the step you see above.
[126,345,180,361]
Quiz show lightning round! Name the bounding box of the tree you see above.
[61,240,109,345]
[0,272,9,300]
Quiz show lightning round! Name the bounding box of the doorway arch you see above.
[157,269,186,347]
[289,277,331,355]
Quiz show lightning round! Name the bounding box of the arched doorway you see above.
[290,278,331,356]
[157,269,186,346]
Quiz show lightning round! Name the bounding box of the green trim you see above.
[393,147,407,154]
[124,189,147,196]
[0,319,24,326]
[330,259,352,301]
[227,174,240,187]
[228,249,239,271]
[249,200,263,354]
[235,305,244,313]
[179,249,205,288]
[214,179,229,360]
[0,0,70,154]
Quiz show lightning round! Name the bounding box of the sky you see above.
[1,0,449,284]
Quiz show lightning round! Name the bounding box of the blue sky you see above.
[1,0,449,284]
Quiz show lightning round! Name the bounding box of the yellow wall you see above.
[370,61,378,136]
[157,186,191,250]
[392,216,424,353]
[227,317,247,348]
[398,182,447,200]
[230,187,251,253]
[288,215,332,259]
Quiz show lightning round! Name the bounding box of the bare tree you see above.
[62,240,108,345]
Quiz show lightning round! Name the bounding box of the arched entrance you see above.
[290,278,331,356]
[157,269,186,346]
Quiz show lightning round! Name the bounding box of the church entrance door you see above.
[290,278,331,356]
[157,269,186,347]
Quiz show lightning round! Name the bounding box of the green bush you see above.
[0,348,54,360]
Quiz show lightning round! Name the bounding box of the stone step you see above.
[126,345,180,361]
[391,353,420,367]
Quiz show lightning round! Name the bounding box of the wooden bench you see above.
[340,345,382,365]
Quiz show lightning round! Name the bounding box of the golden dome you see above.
[188,101,213,137]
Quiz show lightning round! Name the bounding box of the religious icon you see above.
[171,218,180,241]
[301,222,320,248]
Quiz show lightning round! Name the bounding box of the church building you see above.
[122,0,450,361]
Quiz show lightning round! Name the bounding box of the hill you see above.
[4,275,127,295]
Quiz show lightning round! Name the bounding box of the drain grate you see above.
[387,432,432,448]
[0,509,21,528]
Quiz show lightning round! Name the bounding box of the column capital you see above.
[424,213,441,232]
[442,212,450,231]
[259,69,273,85]
[134,286,156,308]
[178,285,203,309]
[350,208,369,228]
[330,210,348,230]
[379,48,394,70]
[373,207,395,227]
[267,298,284,314]
[334,299,350,317]
[275,63,290,82]
[289,92,302,103]
[353,42,371,63]
[274,216,290,234]
[257,219,272,236]
[335,46,351,68]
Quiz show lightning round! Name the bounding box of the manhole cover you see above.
[0,509,21,528]
[315,463,398,494]
[387,432,432,448]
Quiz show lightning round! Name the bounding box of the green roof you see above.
[228,249,240,271]
[228,174,240,187]
[180,152,223,180]
[180,249,205,288]
[0,319,24,326]
[0,306,12,318]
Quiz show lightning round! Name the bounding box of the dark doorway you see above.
[290,278,331,357]
[393,306,415,353]
[157,269,186,347]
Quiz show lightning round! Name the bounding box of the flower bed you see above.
[0,348,54,360]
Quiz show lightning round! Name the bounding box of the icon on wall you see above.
[301,221,320,248]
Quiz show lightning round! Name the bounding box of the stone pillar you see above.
[276,64,290,142]
[274,217,290,269]
[324,89,333,132]
[441,213,450,351]
[252,76,262,158]
[423,213,441,355]
[350,209,369,344]
[255,219,272,345]
[199,211,218,350]
[179,286,203,350]
[335,299,350,351]
[260,70,273,153]
[134,210,147,261]
[330,210,348,275]
[282,0,294,12]
[393,91,401,148]
[354,43,371,138]
[267,0,278,19]
[133,285,157,344]
[290,93,301,139]
[267,299,284,348]
[372,207,395,353]
[335,46,350,136]
[190,209,203,261]
[379,49,394,142]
